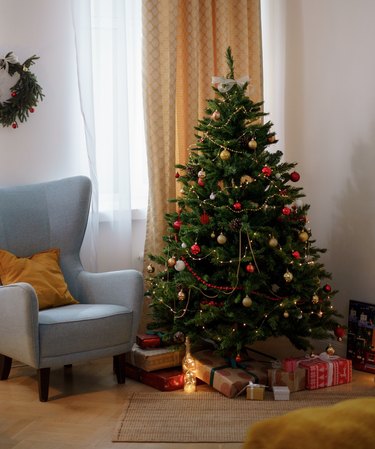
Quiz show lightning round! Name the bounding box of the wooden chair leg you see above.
[37,367,50,402]
[0,354,12,380]
[113,354,126,384]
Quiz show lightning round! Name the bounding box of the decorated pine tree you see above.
[146,48,341,359]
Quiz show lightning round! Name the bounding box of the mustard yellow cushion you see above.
[0,248,78,310]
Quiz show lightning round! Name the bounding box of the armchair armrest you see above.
[0,283,40,367]
[77,269,144,343]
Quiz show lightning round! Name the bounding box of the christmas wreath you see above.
[0,52,44,128]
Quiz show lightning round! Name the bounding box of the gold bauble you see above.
[219,149,231,160]
[312,294,320,304]
[147,264,155,273]
[326,344,335,356]
[283,270,293,283]
[242,295,253,307]
[178,289,186,301]
[240,174,254,184]
[248,138,257,150]
[283,311,289,318]
[269,237,278,248]
[217,232,227,244]
[167,257,176,267]
[299,231,309,242]
[212,110,221,121]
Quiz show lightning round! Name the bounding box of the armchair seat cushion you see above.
[39,304,133,358]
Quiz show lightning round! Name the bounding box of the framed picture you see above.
[347,300,375,373]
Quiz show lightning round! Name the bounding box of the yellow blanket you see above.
[243,397,375,449]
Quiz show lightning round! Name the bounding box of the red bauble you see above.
[200,212,210,224]
[292,251,301,259]
[198,178,205,187]
[11,91,17,97]
[323,283,332,293]
[246,263,255,273]
[235,354,242,363]
[11,122,17,129]
[233,201,242,211]
[175,172,180,178]
[290,171,300,182]
[282,206,291,216]
[334,326,346,341]
[173,220,182,230]
[261,166,272,177]
[190,243,201,255]
[29,107,35,113]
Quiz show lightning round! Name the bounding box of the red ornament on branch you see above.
[261,166,272,177]
[290,171,300,182]
[334,326,346,342]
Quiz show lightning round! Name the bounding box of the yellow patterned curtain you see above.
[142,0,262,285]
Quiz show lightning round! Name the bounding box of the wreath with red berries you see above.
[0,52,44,128]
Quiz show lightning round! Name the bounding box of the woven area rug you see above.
[113,387,372,443]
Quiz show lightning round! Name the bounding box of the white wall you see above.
[0,0,87,184]
[260,0,375,356]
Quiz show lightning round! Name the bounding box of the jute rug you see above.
[113,387,373,443]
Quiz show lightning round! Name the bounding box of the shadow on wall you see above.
[331,130,375,323]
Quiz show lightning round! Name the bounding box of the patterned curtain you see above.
[141,0,262,328]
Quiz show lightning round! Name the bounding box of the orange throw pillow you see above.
[0,248,78,310]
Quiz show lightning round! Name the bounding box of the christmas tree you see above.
[146,48,341,358]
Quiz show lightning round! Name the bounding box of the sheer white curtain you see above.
[71,0,147,272]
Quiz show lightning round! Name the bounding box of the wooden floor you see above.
[0,358,374,449]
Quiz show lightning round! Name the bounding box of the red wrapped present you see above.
[125,363,184,391]
[298,354,352,390]
[268,367,306,392]
[136,333,161,349]
[193,349,269,398]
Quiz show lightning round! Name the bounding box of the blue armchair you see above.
[0,176,144,401]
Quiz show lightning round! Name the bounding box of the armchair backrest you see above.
[0,176,92,298]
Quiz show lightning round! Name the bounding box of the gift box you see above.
[246,383,265,400]
[193,349,269,398]
[126,343,184,372]
[125,363,184,391]
[273,386,290,400]
[298,355,352,390]
[268,367,306,392]
[136,333,162,349]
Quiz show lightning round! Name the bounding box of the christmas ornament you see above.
[173,331,185,343]
[242,295,253,307]
[235,354,242,363]
[283,311,289,318]
[312,294,320,304]
[147,264,155,273]
[248,138,257,150]
[298,231,309,242]
[269,236,278,248]
[219,149,231,160]
[174,259,186,271]
[175,171,180,178]
[323,283,332,293]
[217,233,227,244]
[334,326,346,342]
[233,201,242,211]
[246,263,255,273]
[211,110,221,121]
[0,52,44,127]
[190,243,201,255]
[282,206,291,216]
[177,289,186,301]
[167,257,176,267]
[198,169,206,178]
[326,344,335,356]
[200,212,210,224]
[292,250,300,259]
[181,242,187,248]
[210,231,216,238]
[290,171,300,182]
[197,178,205,187]
[173,219,182,230]
[261,166,272,177]
[283,270,293,282]
[209,192,216,200]
[240,175,254,184]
